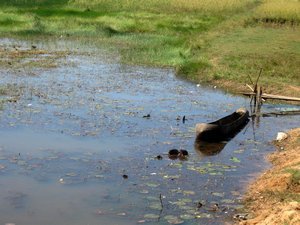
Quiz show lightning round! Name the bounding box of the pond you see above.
[0,39,299,225]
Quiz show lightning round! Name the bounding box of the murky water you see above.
[0,39,299,225]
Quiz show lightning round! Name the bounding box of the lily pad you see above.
[65,172,77,177]
[230,157,241,163]
[221,199,235,204]
[233,149,244,154]
[140,189,149,194]
[209,172,223,176]
[196,213,212,218]
[149,202,162,210]
[164,215,178,220]
[163,175,180,179]
[167,219,184,224]
[146,196,160,201]
[17,160,27,166]
[164,215,184,224]
[169,163,182,168]
[169,201,186,206]
[144,213,159,219]
[180,214,194,220]
[212,192,224,197]
[145,183,160,188]
[179,198,192,203]
[178,205,194,210]
[183,191,195,195]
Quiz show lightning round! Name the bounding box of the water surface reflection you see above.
[0,39,299,225]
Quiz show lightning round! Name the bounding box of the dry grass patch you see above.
[254,0,300,24]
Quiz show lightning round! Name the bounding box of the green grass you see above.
[71,0,255,13]
[203,27,300,88]
[0,0,300,94]
[286,168,300,186]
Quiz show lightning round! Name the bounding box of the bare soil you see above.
[238,128,300,225]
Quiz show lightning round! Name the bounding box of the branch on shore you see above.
[241,92,300,102]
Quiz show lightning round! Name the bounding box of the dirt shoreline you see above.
[237,128,300,225]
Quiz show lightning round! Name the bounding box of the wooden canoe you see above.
[195,108,249,142]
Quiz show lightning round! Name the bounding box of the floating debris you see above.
[168,149,189,160]
[182,116,186,124]
[168,149,179,160]
[178,149,188,160]
[233,213,249,221]
[197,201,203,208]
[59,178,64,184]
[208,203,219,212]
[143,114,151,118]
[155,155,163,160]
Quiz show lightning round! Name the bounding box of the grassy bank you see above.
[0,0,300,95]
[239,128,300,225]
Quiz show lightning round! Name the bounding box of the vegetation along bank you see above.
[0,0,300,96]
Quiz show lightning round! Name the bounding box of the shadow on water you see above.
[195,141,227,156]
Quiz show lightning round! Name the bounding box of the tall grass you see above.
[0,11,33,32]
[70,0,255,13]
[0,0,69,7]
[254,0,300,24]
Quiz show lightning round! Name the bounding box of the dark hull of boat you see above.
[195,108,249,142]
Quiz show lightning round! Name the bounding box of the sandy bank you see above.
[238,128,300,225]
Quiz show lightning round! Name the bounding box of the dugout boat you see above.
[195,108,249,142]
